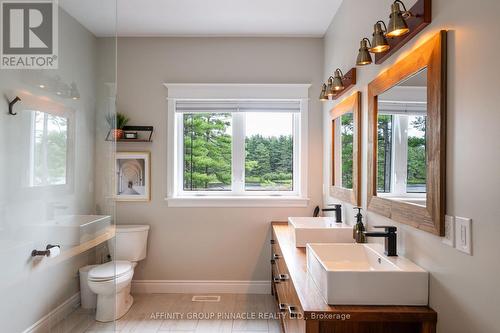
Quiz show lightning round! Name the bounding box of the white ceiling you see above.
[60,0,343,37]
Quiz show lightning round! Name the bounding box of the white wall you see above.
[0,8,100,333]
[113,37,324,281]
[322,0,500,332]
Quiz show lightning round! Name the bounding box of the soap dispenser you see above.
[353,207,366,243]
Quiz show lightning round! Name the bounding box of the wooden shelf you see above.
[112,139,152,143]
[106,125,154,143]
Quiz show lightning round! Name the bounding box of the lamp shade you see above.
[70,82,80,100]
[327,77,335,97]
[386,1,410,38]
[319,83,328,101]
[370,21,390,53]
[356,39,372,66]
[332,69,344,91]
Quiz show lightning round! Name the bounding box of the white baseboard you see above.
[23,292,81,333]
[131,280,271,295]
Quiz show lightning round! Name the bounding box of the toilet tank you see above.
[108,225,149,262]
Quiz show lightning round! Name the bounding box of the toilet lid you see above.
[88,261,132,281]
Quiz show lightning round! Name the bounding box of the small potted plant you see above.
[106,112,130,140]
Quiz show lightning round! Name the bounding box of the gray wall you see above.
[0,9,99,333]
[322,0,500,332]
[114,37,324,281]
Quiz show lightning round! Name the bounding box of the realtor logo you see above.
[1,0,58,69]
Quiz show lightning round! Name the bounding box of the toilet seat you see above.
[88,261,133,282]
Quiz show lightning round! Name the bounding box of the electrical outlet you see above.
[442,215,455,247]
[455,217,472,255]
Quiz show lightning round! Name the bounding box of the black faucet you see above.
[364,226,398,257]
[321,204,342,223]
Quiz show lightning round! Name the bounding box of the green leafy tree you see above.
[377,115,393,192]
[407,116,426,189]
[245,134,293,190]
[340,114,354,189]
[183,113,232,190]
[183,113,294,191]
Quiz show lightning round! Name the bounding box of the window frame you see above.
[19,94,75,195]
[176,110,300,197]
[165,84,310,207]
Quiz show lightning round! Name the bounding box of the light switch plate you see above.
[455,217,472,255]
[442,215,455,247]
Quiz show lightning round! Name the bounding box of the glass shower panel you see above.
[0,0,116,332]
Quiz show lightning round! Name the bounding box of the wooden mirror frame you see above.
[330,91,361,206]
[367,31,447,236]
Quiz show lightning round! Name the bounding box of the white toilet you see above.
[87,225,150,322]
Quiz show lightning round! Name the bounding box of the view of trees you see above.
[377,115,393,193]
[245,134,293,191]
[183,113,293,191]
[183,113,232,191]
[407,115,426,192]
[33,111,68,186]
[182,112,426,194]
[340,114,354,189]
[377,114,427,194]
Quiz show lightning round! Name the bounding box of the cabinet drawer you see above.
[272,263,288,313]
[271,232,305,333]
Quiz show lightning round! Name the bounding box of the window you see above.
[181,110,297,194]
[377,110,427,197]
[183,112,233,191]
[166,84,309,207]
[29,110,70,187]
[176,100,301,197]
[406,115,426,193]
[245,112,294,192]
[377,114,393,193]
[340,113,354,189]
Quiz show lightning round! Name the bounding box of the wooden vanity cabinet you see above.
[270,222,437,333]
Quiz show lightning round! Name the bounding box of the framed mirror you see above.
[330,91,361,206]
[367,31,447,236]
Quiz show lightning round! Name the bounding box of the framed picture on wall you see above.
[115,152,151,201]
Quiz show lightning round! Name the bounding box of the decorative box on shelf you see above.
[106,126,154,142]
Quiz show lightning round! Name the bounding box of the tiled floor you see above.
[52,294,281,333]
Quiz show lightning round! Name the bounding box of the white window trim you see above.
[164,83,310,207]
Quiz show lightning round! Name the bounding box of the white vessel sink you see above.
[288,217,353,247]
[306,243,429,306]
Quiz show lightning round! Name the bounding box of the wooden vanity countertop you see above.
[271,221,437,322]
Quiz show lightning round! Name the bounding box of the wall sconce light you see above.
[319,83,329,101]
[70,82,80,100]
[37,74,53,90]
[38,79,47,89]
[356,38,373,66]
[349,0,430,66]
[331,69,345,92]
[386,0,411,38]
[320,67,356,102]
[370,21,390,53]
[326,76,335,98]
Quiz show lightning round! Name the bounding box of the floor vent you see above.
[192,295,221,302]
